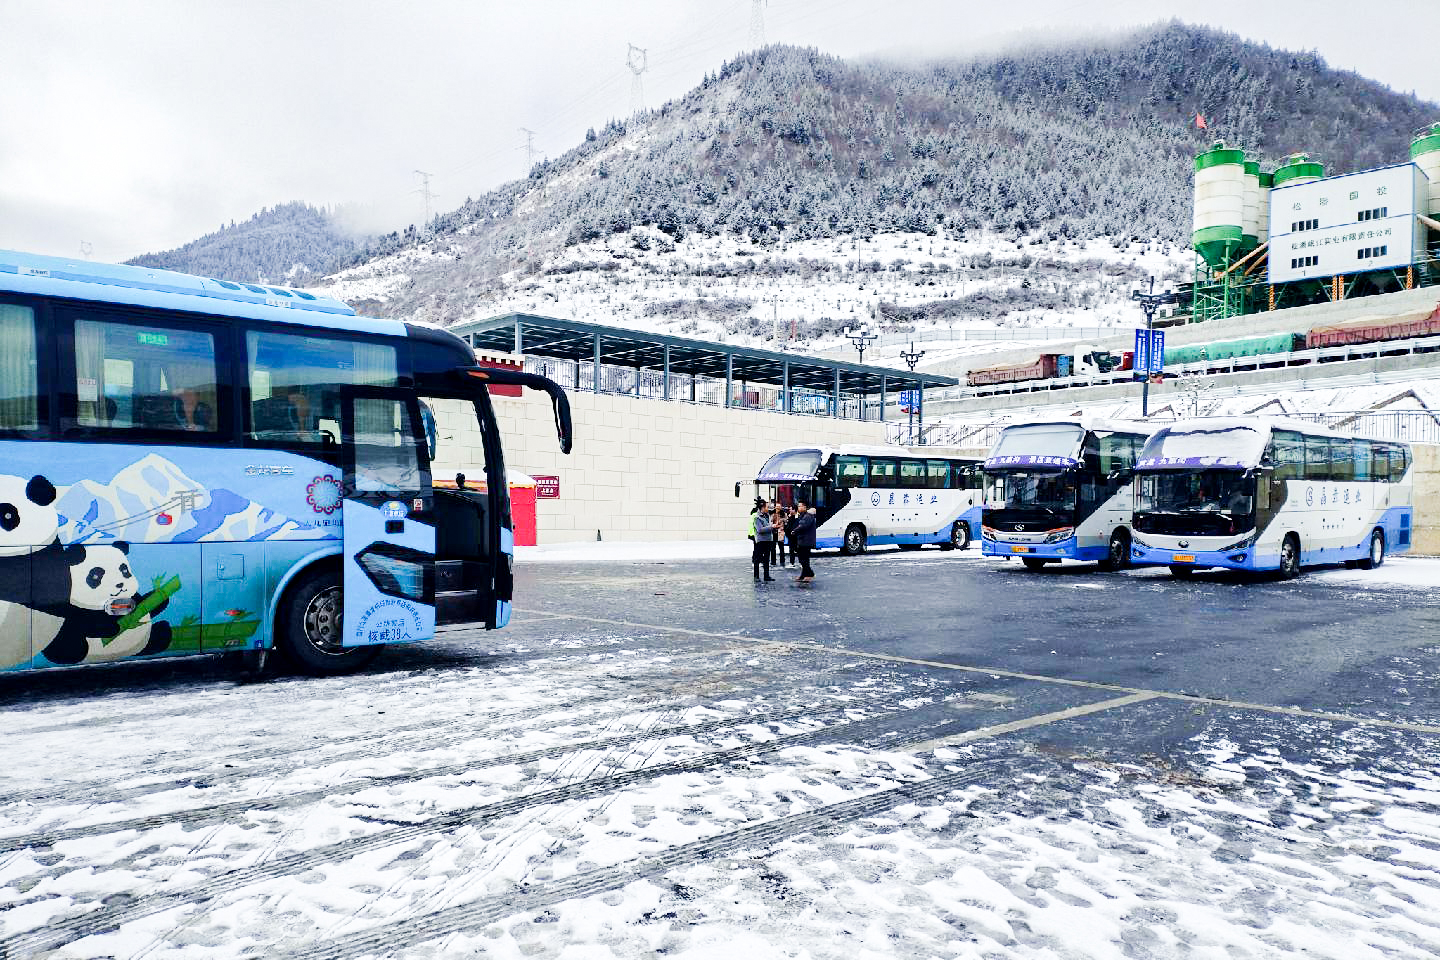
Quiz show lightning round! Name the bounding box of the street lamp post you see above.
[899,340,926,445]
[844,327,878,420]
[1130,277,1179,418]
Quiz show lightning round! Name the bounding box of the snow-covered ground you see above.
[2,557,1438,958]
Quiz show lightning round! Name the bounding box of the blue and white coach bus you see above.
[1129,417,1413,578]
[0,250,570,676]
[981,418,1155,570]
[746,445,984,553]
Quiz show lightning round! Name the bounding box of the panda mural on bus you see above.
[0,450,328,671]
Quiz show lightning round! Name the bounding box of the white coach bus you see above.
[744,445,984,553]
[981,418,1156,571]
[1129,417,1414,578]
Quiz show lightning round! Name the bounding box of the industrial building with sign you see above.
[1188,124,1440,322]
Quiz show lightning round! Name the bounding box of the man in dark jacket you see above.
[788,501,817,582]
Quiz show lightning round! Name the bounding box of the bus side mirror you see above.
[1108,468,1133,484]
[734,482,741,498]
[460,367,574,454]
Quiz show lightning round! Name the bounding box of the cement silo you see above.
[1257,171,1273,245]
[1410,123,1440,217]
[1242,160,1261,251]
[1193,144,1247,268]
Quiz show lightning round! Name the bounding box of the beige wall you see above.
[432,391,886,543]
[1412,443,1440,556]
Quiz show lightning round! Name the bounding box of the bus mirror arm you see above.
[459,367,574,454]
[734,482,741,498]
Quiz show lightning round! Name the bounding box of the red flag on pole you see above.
[1195,113,1208,130]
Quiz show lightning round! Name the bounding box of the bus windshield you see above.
[758,448,822,481]
[986,471,1077,513]
[1137,425,1267,470]
[1135,470,1256,535]
[990,424,1084,461]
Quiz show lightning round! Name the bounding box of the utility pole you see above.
[749,0,767,49]
[627,44,648,115]
[1130,277,1179,418]
[412,170,437,225]
[771,295,780,348]
[79,241,93,260]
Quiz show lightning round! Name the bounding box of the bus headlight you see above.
[1043,527,1074,543]
[1216,534,1257,553]
[981,526,997,541]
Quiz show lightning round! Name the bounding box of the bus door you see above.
[338,388,435,648]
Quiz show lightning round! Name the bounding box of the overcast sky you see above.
[4,0,1438,263]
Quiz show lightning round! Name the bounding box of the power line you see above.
[749,0,767,49]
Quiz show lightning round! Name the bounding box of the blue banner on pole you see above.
[1133,329,1149,380]
[1148,330,1165,375]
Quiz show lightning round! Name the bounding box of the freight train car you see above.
[1306,305,1440,348]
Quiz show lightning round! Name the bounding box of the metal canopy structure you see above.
[452,313,956,421]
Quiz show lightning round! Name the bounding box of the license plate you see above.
[1172,554,1195,563]
[1011,545,1033,553]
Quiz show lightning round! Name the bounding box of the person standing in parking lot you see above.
[752,501,776,581]
[788,501,817,583]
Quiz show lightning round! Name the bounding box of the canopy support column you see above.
[832,367,841,418]
[513,316,524,355]
[663,345,671,400]
[782,359,790,414]
[593,334,601,394]
[880,375,888,422]
[725,354,733,408]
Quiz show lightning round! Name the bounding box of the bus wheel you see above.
[841,524,867,555]
[1358,529,1385,570]
[1021,557,1048,571]
[1279,534,1301,580]
[947,521,972,551]
[1098,530,1130,572]
[279,567,380,675]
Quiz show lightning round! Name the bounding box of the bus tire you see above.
[1279,534,1302,580]
[946,521,972,551]
[841,524,867,555]
[1098,529,1130,572]
[278,566,381,675]
[1358,529,1385,570]
[1021,557,1049,571]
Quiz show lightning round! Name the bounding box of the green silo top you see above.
[1195,147,1246,172]
[1273,160,1325,186]
[1411,125,1440,157]
[1258,172,1274,187]
[1244,160,1260,176]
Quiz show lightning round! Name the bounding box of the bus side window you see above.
[926,460,949,489]
[869,458,897,487]
[72,317,222,437]
[899,459,927,488]
[247,331,397,448]
[836,455,867,488]
[1352,440,1371,482]
[1303,435,1332,481]
[1330,438,1354,481]
[0,303,40,432]
[1371,444,1390,483]
[1272,431,1304,480]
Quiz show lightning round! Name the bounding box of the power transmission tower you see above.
[627,44,648,115]
[412,170,438,224]
[79,240,93,260]
[749,0,767,49]
[518,127,540,172]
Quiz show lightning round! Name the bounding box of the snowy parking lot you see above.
[2,550,1439,959]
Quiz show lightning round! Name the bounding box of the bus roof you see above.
[1001,416,1156,437]
[1145,416,1410,447]
[0,248,407,337]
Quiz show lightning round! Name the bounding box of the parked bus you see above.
[0,250,571,676]
[1129,418,1413,578]
[743,445,984,553]
[981,418,1155,570]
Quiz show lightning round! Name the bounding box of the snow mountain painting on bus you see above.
[53,452,314,545]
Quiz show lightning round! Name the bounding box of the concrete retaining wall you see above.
[430,392,886,544]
